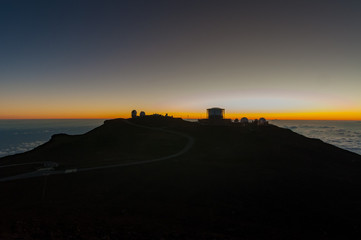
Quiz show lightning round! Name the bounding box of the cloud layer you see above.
[272,120,361,155]
[0,140,45,157]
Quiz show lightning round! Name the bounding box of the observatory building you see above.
[207,108,225,120]
[140,111,145,117]
[259,117,268,125]
[131,110,137,118]
[240,117,249,124]
[199,107,231,125]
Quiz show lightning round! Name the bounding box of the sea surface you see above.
[0,119,360,158]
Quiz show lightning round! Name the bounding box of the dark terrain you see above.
[1,116,361,239]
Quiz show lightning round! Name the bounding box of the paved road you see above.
[0,162,44,168]
[0,161,58,169]
[0,119,195,182]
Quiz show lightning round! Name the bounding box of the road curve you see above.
[0,119,195,182]
[0,162,44,168]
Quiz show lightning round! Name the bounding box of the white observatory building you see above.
[199,107,231,125]
[259,117,268,125]
[240,117,249,124]
[207,107,225,120]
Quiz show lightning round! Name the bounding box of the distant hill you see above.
[1,116,361,239]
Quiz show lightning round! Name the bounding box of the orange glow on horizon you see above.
[2,110,361,121]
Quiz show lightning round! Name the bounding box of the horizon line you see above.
[1,117,360,121]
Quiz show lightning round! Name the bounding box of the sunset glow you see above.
[1,1,361,120]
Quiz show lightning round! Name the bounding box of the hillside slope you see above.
[1,116,361,239]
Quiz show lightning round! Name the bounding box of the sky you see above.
[1,0,361,120]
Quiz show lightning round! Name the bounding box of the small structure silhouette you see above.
[207,107,225,120]
[140,111,145,117]
[259,118,268,125]
[131,110,137,119]
[234,118,239,123]
[199,107,231,125]
[240,117,249,124]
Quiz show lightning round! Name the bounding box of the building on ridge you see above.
[259,117,268,125]
[199,107,231,125]
[131,110,137,118]
[207,107,225,120]
[240,117,249,124]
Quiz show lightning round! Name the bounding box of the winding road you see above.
[0,119,194,182]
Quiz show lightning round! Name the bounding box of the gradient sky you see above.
[1,0,361,120]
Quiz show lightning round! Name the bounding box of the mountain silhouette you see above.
[1,116,361,239]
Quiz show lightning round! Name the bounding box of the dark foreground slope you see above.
[1,117,361,239]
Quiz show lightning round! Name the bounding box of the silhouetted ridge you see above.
[1,116,361,239]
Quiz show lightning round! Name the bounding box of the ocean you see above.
[0,119,360,158]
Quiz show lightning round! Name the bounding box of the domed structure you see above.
[234,118,239,123]
[131,110,137,119]
[240,117,249,124]
[259,117,267,125]
[140,111,145,117]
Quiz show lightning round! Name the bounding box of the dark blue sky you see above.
[1,0,361,119]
